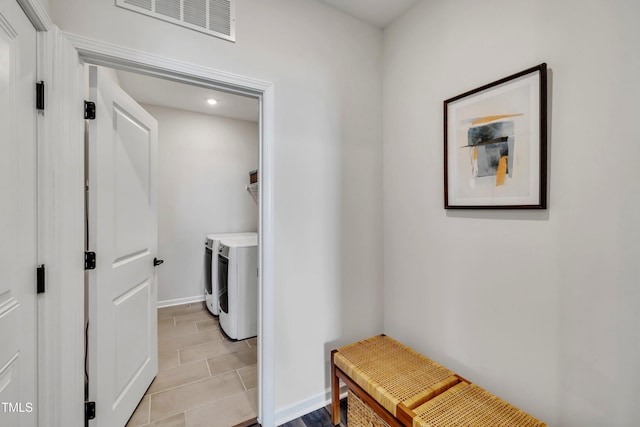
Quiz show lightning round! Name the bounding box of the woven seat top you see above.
[412,382,547,427]
[334,335,457,417]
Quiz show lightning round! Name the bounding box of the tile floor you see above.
[126,302,258,427]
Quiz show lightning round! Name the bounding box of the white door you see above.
[0,1,37,426]
[86,65,159,427]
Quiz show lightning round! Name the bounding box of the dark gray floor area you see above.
[278,398,347,427]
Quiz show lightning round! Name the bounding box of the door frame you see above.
[15,2,84,426]
[67,34,276,427]
[24,1,276,420]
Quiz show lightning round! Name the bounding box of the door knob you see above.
[153,257,164,267]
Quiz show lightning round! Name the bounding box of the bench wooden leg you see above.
[331,350,340,425]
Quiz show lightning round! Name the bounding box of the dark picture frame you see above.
[444,63,547,209]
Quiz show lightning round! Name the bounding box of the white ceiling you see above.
[116,70,260,123]
[317,0,421,28]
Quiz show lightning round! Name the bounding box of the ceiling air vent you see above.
[116,0,235,42]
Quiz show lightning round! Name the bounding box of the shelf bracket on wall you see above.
[246,183,258,203]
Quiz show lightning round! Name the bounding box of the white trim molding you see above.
[58,32,276,427]
[274,386,348,426]
[16,0,53,31]
[157,295,205,308]
[257,68,276,427]
[62,32,265,98]
[37,26,85,427]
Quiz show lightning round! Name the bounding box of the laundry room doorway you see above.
[71,34,275,427]
[85,63,261,426]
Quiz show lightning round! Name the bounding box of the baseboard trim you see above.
[274,386,347,426]
[157,295,206,308]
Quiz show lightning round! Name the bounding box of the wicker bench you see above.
[331,335,546,427]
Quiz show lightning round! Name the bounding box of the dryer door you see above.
[205,247,213,295]
[218,254,229,314]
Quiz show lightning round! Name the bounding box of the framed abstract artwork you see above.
[444,63,547,209]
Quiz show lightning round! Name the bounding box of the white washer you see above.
[204,232,256,316]
[217,236,258,340]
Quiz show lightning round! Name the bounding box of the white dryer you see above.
[204,232,256,316]
[217,235,258,340]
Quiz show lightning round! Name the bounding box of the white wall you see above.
[383,1,640,426]
[142,104,259,304]
[50,0,383,415]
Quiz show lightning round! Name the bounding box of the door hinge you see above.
[85,252,96,270]
[84,101,96,120]
[36,81,45,111]
[85,401,96,425]
[37,264,45,294]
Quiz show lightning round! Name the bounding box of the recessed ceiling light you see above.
[206,98,218,106]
